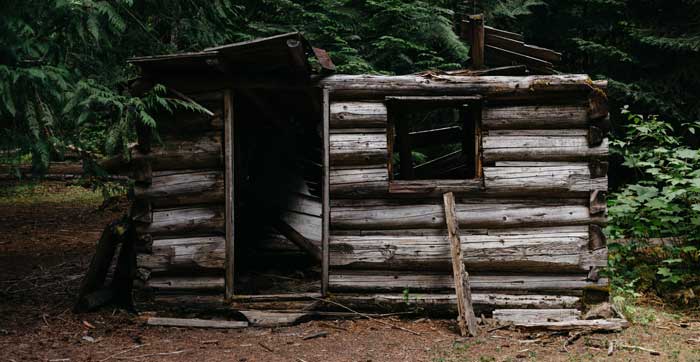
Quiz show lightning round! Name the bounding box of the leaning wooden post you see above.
[442,192,478,337]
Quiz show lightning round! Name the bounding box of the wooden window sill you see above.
[388,179,483,195]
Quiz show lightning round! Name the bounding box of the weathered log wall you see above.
[324,74,609,306]
[131,74,609,312]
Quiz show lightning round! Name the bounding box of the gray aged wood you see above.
[224,89,235,299]
[492,309,581,324]
[146,276,224,291]
[136,207,224,237]
[330,102,387,129]
[483,165,607,195]
[482,105,588,130]
[319,74,595,101]
[443,192,478,337]
[322,87,331,296]
[329,272,608,293]
[134,171,224,208]
[136,236,224,273]
[146,317,248,329]
[482,131,608,162]
[329,226,604,272]
[331,202,602,230]
[329,133,387,167]
[334,293,580,312]
[512,318,628,332]
[132,134,222,171]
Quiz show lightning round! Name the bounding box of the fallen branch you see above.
[312,297,420,335]
[258,342,274,352]
[618,344,661,356]
[302,331,329,340]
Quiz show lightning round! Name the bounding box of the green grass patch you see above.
[0,182,104,206]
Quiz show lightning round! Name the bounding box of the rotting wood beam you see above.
[224,89,235,300]
[273,220,322,262]
[443,192,478,337]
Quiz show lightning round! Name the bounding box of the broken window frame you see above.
[386,96,483,193]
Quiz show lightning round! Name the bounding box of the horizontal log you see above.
[483,165,607,195]
[136,207,225,237]
[388,179,483,195]
[330,226,605,272]
[146,276,224,291]
[333,293,580,314]
[483,131,608,162]
[133,135,222,171]
[328,271,608,294]
[134,171,224,208]
[136,236,224,273]
[330,133,387,167]
[319,74,595,101]
[331,202,602,230]
[482,105,588,130]
[330,102,387,129]
[493,308,581,323]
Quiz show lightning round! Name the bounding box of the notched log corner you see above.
[588,224,607,250]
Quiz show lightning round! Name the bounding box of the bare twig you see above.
[311,296,420,335]
[618,344,661,356]
[114,350,187,360]
[99,344,148,362]
[258,342,274,352]
[302,331,328,340]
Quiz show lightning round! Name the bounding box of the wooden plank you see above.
[147,317,248,329]
[329,226,604,273]
[485,34,562,63]
[147,276,224,291]
[334,293,580,313]
[328,272,608,294]
[329,102,387,129]
[485,45,554,73]
[492,309,581,324]
[482,105,588,130]
[482,132,608,162]
[484,25,524,42]
[224,89,235,300]
[322,88,331,296]
[273,220,321,262]
[443,192,477,336]
[512,318,628,332]
[331,202,601,230]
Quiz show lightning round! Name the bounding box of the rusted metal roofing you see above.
[129,32,335,78]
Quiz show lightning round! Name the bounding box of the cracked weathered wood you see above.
[443,192,477,337]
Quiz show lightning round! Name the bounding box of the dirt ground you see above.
[1,181,700,362]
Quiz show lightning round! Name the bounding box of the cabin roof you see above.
[129,32,335,78]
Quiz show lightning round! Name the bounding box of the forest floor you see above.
[1,180,700,362]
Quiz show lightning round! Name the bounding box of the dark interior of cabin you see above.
[232,88,323,295]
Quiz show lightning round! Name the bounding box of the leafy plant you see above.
[607,107,700,304]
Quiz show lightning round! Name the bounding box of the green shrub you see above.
[607,107,700,304]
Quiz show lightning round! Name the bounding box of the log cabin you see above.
[122,30,610,317]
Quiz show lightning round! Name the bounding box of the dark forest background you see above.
[1,0,699,302]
